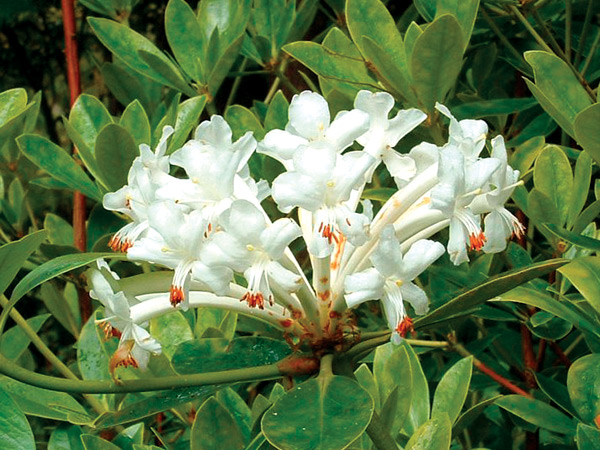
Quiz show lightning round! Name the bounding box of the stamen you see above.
[109,341,139,374]
[170,285,185,307]
[241,291,266,309]
[395,316,414,338]
[468,231,486,251]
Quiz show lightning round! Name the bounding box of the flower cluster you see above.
[88,90,523,369]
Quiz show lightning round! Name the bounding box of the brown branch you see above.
[61,0,90,323]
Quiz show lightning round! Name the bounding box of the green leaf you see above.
[544,223,600,252]
[194,307,237,340]
[149,311,193,358]
[225,105,265,140]
[10,252,127,302]
[0,385,35,450]
[496,395,576,434]
[493,286,600,339]
[404,415,452,450]
[0,88,27,125]
[48,424,84,450]
[535,372,577,416]
[216,387,252,440]
[264,91,289,132]
[533,145,572,226]
[354,363,380,410]
[452,98,538,120]
[559,257,600,316]
[44,213,74,246]
[172,337,290,374]
[77,311,112,383]
[568,150,593,228]
[68,94,113,154]
[283,41,377,87]
[261,375,374,450]
[577,423,600,450]
[120,100,151,147]
[165,0,205,81]
[346,0,408,80]
[453,396,500,435]
[432,356,472,424]
[410,14,464,112]
[1,314,49,361]
[568,354,600,425]
[379,345,412,434]
[95,123,139,191]
[574,103,600,166]
[208,35,246,97]
[16,135,103,202]
[168,95,208,153]
[40,283,80,337]
[434,0,479,48]
[524,51,592,138]
[95,385,220,428]
[81,435,121,450]
[415,259,568,329]
[88,17,188,89]
[0,230,46,294]
[401,341,430,434]
[1,376,92,425]
[191,397,246,450]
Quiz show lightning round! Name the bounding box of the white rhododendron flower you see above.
[94,89,523,369]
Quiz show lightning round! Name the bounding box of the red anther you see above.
[280,319,294,328]
[170,285,185,307]
[241,291,265,309]
[329,311,342,319]
[468,231,486,251]
[396,316,414,338]
[120,240,133,252]
[108,235,121,252]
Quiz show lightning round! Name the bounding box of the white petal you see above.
[271,172,325,213]
[370,225,403,278]
[266,261,302,292]
[399,281,429,315]
[344,268,385,308]
[465,158,501,193]
[482,210,510,253]
[384,108,427,147]
[330,151,374,201]
[261,218,302,259]
[337,208,370,247]
[382,150,416,183]
[287,91,330,140]
[223,200,266,245]
[191,261,233,295]
[447,217,469,265]
[325,109,370,151]
[194,115,232,148]
[354,90,394,127]
[259,129,307,164]
[409,142,440,173]
[398,239,445,281]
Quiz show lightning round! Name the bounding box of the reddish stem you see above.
[521,323,538,388]
[550,341,572,368]
[474,357,533,398]
[61,0,90,323]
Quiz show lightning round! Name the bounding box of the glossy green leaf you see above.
[432,356,472,424]
[194,307,237,340]
[528,188,561,232]
[11,252,127,302]
[77,311,112,383]
[544,223,600,252]
[225,105,265,141]
[524,51,592,137]
[1,376,91,424]
[577,423,600,450]
[568,352,600,425]
[0,386,35,450]
[574,103,600,166]
[0,230,46,295]
[48,424,84,450]
[1,314,49,361]
[568,151,593,228]
[493,286,600,338]
[533,145,572,226]
[527,310,572,340]
[355,363,379,410]
[68,94,113,154]
[434,0,479,48]
[45,213,74,246]
[264,91,289,132]
[401,341,430,434]
[120,100,151,147]
[94,385,219,428]
[191,397,246,450]
[168,95,207,152]
[410,15,464,112]
[559,257,600,316]
[172,337,290,374]
[40,283,80,337]
[88,17,187,89]
[346,0,407,78]
[262,375,374,450]
[165,0,205,81]
[507,112,557,148]
[208,35,245,97]
[496,395,576,434]
[17,135,103,201]
[96,123,139,191]
[217,387,252,440]
[415,259,568,329]
[453,396,500,435]
[452,98,538,120]
[362,188,395,202]
[81,435,121,450]
[404,415,452,450]
[100,62,155,112]
[284,41,377,87]
[149,311,193,358]
[382,346,413,434]
[534,372,576,416]
[138,49,197,96]
[0,88,27,124]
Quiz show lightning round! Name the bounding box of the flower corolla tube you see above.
[90,90,523,369]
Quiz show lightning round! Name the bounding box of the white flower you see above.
[344,226,444,343]
[259,91,370,168]
[201,200,302,309]
[156,115,257,226]
[471,136,525,253]
[127,200,232,309]
[436,103,488,162]
[103,127,175,252]
[431,146,500,265]
[88,263,161,371]
[271,142,374,257]
[354,90,427,184]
